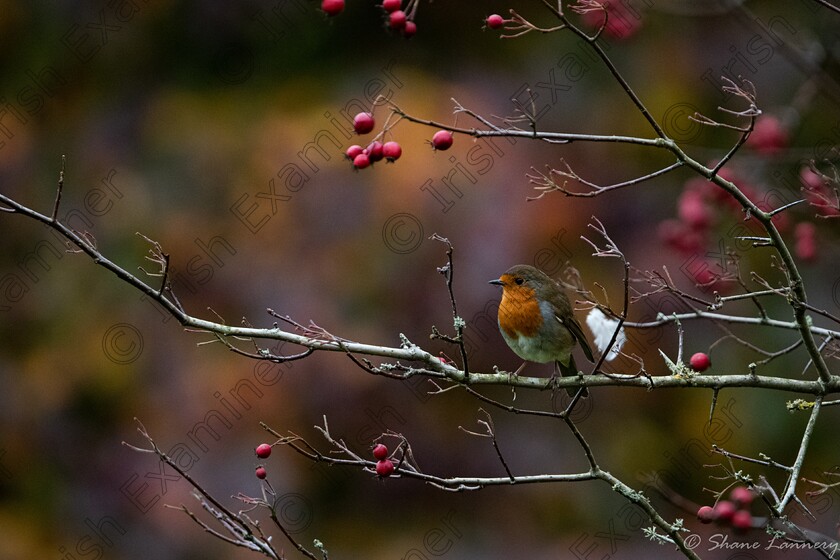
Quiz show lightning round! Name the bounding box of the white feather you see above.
[586,308,625,361]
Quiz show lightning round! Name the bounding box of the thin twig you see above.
[431,234,471,381]
[51,155,66,222]
[459,410,515,482]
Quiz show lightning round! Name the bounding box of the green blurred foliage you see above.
[0,1,839,559]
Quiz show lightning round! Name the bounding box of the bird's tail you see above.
[555,356,588,398]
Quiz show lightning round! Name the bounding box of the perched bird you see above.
[489,264,594,396]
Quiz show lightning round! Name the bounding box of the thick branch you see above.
[2,188,838,398]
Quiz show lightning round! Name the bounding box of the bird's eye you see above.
[514,277,524,285]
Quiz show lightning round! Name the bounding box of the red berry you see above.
[431,130,453,151]
[691,266,721,290]
[689,352,711,372]
[697,505,716,524]
[800,166,825,190]
[678,189,712,230]
[353,153,370,169]
[321,0,344,16]
[381,0,401,12]
[730,486,754,507]
[366,141,384,162]
[581,2,641,40]
[657,219,706,255]
[255,443,272,459]
[714,500,736,523]
[375,459,395,477]
[402,20,417,38]
[731,509,752,533]
[346,145,364,160]
[746,115,789,155]
[255,466,267,479]
[389,10,407,29]
[686,176,726,204]
[795,222,818,262]
[486,14,504,29]
[382,141,402,162]
[372,443,388,460]
[353,112,375,135]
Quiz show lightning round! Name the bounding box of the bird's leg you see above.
[544,361,562,393]
[501,362,527,384]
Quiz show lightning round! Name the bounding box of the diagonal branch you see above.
[777,396,823,512]
[549,1,668,138]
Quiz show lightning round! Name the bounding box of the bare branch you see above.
[810,0,840,15]
[527,160,683,199]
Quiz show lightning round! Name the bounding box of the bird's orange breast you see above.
[498,286,543,338]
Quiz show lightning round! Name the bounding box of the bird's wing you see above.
[560,315,595,363]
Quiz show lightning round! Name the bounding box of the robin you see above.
[489,264,594,397]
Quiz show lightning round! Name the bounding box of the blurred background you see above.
[1,1,839,558]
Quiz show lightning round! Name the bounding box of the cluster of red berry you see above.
[746,116,839,230]
[697,486,755,533]
[347,112,453,169]
[321,1,417,38]
[254,443,272,479]
[372,443,395,477]
[660,169,771,261]
[253,442,398,479]
[382,0,417,38]
[659,114,834,268]
[660,171,824,273]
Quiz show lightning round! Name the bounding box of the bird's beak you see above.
[488,278,503,286]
